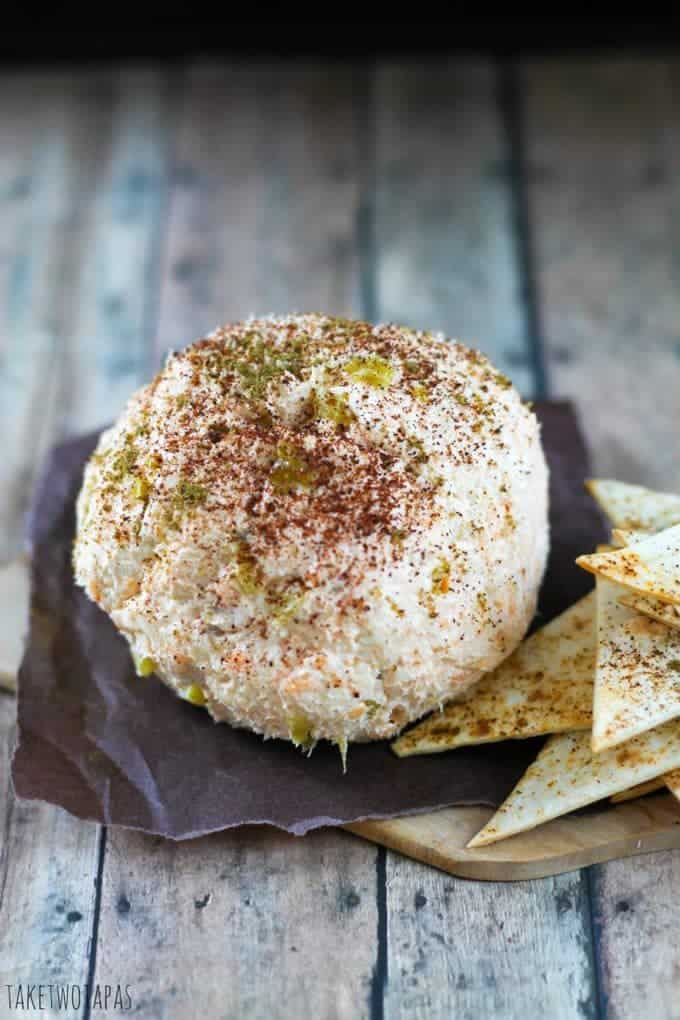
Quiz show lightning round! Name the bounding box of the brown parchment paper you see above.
[12,401,605,837]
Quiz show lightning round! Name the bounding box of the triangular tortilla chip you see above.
[619,592,680,633]
[611,528,651,549]
[468,720,680,847]
[610,777,667,803]
[592,576,680,751]
[665,769,680,801]
[586,479,680,531]
[577,524,680,606]
[391,593,595,757]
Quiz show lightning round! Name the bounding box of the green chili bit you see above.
[431,559,451,595]
[272,582,306,622]
[343,355,394,389]
[182,684,207,706]
[234,559,261,596]
[228,537,262,596]
[132,476,150,500]
[410,383,430,404]
[288,715,314,750]
[337,736,348,772]
[270,442,317,493]
[311,388,355,426]
[136,656,156,677]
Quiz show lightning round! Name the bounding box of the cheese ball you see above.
[74,314,549,752]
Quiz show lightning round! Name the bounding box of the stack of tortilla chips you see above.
[391,479,680,847]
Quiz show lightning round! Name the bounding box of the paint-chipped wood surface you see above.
[1,57,679,1020]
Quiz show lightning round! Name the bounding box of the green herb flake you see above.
[175,481,207,507]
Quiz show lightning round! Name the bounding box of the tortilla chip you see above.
[391,593,595,757]
[619,592,680,633]
[467,720,680,847]
[585,479,680,532]
[665,769,680,801]
[610,777,667,803]
[591,576,680,752]
[611,528,651,549]
[577,524,680,607]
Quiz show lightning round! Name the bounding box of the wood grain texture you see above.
[350,795,680,881]
[155,63,360,362]
[0,73,89,562]
[590,853,680,1020]
[374,62,533,394]
[92,62,380,1020]
[61,69,172,434]
[370,60,598,1018]
[525,58,680,1020]
[97,827,377,1019]
[0,694,101,997]
[525,59,680,490]
[0,69,172,1014]
[381,855,594,1020]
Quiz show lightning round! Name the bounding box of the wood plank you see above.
[525,58,680,1019]
[0,694,101,998]
[372,60,597,1018]
[383,855,594,1020]
[525,59,680,490]
[93,63,378,1020]
[61,69,172,433]
[155,63,360,361]
[98,827,377,1018]
[590,854,680,1019]
[0,68,172,1006]
[0,73,90,563]
[374,61,534,394]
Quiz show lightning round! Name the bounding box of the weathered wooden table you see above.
[1,58,679,1019]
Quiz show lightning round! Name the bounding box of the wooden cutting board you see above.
[348,795,680,881]
[3,558,680,881]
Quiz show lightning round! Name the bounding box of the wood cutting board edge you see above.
[346,795,680,881]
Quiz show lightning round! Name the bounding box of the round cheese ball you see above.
[74,314,549,753]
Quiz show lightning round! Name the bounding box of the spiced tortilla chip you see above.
[585,479,680,532]
[610,777,667,803]
[391,593,595,757]
[665,769,680,802]
[577,525,680,607]
[619,592,680,633]
[591,576,680,751]
[468,721,680,847]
